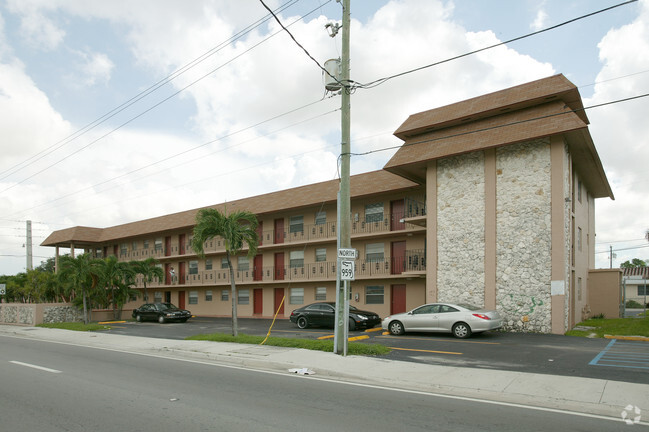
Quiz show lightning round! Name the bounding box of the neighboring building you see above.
[42,74,613,334]
[621,267,649,307]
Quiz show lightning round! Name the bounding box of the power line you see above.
[0,0,304,183]
[0,1,330,195]
[351,0,638,90]
[596,244,649,254]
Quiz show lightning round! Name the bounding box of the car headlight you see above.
[355,314,368,320]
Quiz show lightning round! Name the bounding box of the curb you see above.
[604,335,649,342]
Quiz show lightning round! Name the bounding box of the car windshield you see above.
[158,303,177,310]
[457,303,481,311]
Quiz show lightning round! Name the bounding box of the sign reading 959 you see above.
[340,260,355,281]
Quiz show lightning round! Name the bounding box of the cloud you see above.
[77,51,114,87]
[531,8,549,31]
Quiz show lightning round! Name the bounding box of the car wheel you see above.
[452,322,472,339]
[296,316,308,329]
[348,318,356,331]
[135,314,142,323]
[158,315,166,324]
[389,321,405,335]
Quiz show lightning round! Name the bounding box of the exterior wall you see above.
[496,140,552,332]
[436,151,485,306]
[572,166,594,323]
[0,303,83,326]
[589,269,622,318]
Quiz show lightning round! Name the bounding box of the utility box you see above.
[324,58,341,91]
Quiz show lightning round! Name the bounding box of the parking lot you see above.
[104,316,649,384]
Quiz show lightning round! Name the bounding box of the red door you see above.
[113,244,118,257]
[274,218,284,244]
[253,255,263,281]
[178,291,185,309]
[391,241,406,274]
[165,263,172,285]
[391,284,406,314]
[391,199,405,231]
[178,262,186,285]
[256,221,263,246]
[274,288,285,315]
[253,288,263,315]
[179,234,186,255]
[274,253,284,280]
[165,236,172,256]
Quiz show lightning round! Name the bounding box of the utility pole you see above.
[26,220,33,271]
[335,0,351,356]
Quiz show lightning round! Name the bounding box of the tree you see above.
[192,208,259,337]
[58,254,103,324]
[130,257,163,302]
[620,258,647,268]
[98,256,136,320]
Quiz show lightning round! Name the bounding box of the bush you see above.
[626,300,644,309]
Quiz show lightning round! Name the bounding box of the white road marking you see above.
[9,360,62,374]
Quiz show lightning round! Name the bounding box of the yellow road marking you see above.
[605,335,649,342]
[98,321,126,324]
[318,335,334,340]
[389,347,462,355]
[364,327,383,333]
[348,335,369,341]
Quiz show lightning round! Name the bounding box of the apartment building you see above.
[42,74,613,334]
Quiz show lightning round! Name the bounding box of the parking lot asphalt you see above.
[103,316,649,384]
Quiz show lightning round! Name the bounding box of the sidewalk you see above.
[1,324,647,421]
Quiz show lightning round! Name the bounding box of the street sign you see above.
[0,284,5,295]
[338,248,357,259]
[340,260,355,281]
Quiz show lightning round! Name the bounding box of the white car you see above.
[382,303,503,338]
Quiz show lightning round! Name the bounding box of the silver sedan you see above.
[382,303,503,338]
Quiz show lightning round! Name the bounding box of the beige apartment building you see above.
[42,74,613,334]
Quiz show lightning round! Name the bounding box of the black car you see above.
[132,303,192,323]
[289,302,381,331]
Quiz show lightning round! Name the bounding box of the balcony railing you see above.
[132,249,426,288]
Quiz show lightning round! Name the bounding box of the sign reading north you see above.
[338,248,357,259]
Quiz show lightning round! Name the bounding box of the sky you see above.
[0,0,648,275]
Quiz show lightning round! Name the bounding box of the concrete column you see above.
[426,161,437,303]
[550,136,566,334]
[484,149,497,309]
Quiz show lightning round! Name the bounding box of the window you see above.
[154,291,163,303]
[154,238,163,251]
[132,242,137,251]
[189,291,198,305]
[189,260,198,275]
[577,179,582,203]
[205,290,213,301]
[577,277,582,301]
[315,211,326,225]
[238,256,249,271]
[238,289,250,305]
[221,257,229,269]
[315,248,326,262]
[365,243,384,262]
[365,286,384,304]
[143,240,150,249]
[638,285,649,296]
[221,290,229,301]
[365,203,384,223]
[315,287,327,301]
[95,248,103,258]
[578,227,582,252]
[120,243,128,256]
[290,250,304,268]
[205,259,213,270]
[290,288,304,304]
[289,215,304,233]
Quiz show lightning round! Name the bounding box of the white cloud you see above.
[531,8,548,31]
[78,51,114,87]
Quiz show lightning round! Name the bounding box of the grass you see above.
[566,315,649,338]
[186,332,391,356]
[36,322,111,332]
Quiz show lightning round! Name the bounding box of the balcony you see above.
[131,249,426,288]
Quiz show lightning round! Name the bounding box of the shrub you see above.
[626,300,643,309]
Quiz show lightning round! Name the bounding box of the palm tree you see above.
[98,256,136,320]
[130,257,163,302]
[58,254,103,324]
[192,208,259,336]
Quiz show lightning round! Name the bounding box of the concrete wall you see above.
[588,269,622,318]
[0,303,83,326]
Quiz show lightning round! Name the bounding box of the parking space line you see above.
[379,334,500,345]
[389,347,462,355]
[590,339,649,370]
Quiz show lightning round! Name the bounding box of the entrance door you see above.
[274,253,285,280]
[390,199,405,231]
[391,284,406,314]
[391,241,406,274]
[253,255,263,281]
[274,288,285,315]
[165,236,172,256]
[165,291,171,303]
[274,218,284,244]
[165,263,172,285]
[256,221,263,246]
[179,234,186,255]
[253,288,263,315]
[178,262,186,285]
[178,291,185,309]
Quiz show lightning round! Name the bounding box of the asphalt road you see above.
[104,316,649,385]
[0,335,635,432]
